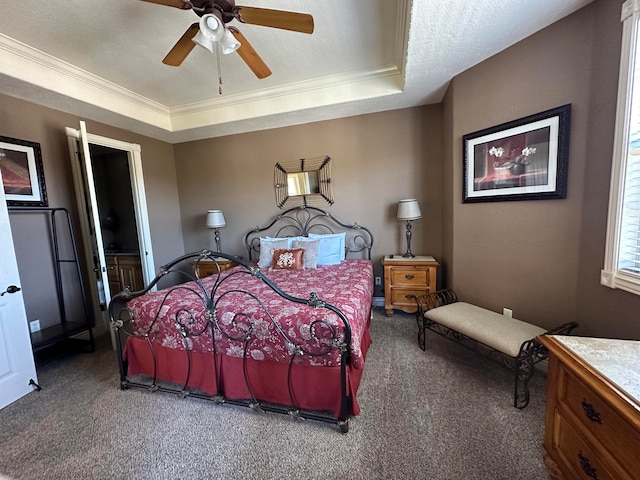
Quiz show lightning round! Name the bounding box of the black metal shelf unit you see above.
[8,207,94,358]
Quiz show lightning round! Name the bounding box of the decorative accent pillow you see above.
[291,239,320,269]
[271,248,305,270]
[308,232,346,265]
[258,238,290,269]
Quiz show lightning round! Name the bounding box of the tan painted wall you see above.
[0,94,182,328]
[444,0,640,339]
[4,0,638,342]
[173,105,443,293]
[447,6,592,331]
[575,0,640,339]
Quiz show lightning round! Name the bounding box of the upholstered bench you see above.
[412,289,578,408]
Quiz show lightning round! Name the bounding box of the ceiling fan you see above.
[140,0,314,80]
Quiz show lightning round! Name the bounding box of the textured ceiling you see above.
[0,0,593,143]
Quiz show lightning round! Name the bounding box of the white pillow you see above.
[258,237,290,269]
[291,239,320,269]
[308,232,346,265]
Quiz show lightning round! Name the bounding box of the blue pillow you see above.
[308,232,346,265]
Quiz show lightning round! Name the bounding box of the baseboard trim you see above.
[372,296,384,307]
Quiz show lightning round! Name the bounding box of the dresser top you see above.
[551,335,640,406]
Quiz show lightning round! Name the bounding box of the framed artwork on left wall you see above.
[0,135,48,206]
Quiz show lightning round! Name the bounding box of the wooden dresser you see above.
[382,255,438,317]
[538,335,640,480]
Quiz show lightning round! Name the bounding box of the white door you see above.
[66,122,156,335]
[0,174,38,409]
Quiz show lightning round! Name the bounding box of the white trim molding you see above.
[602,0,640,295]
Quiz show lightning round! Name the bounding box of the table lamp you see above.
[206,210,226,253]
[396,199,422,258]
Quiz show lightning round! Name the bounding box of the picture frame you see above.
[463,104,571,203]
[0,135,48,207]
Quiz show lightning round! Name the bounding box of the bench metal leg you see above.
[514,339,538,409]
[417,315,426,351]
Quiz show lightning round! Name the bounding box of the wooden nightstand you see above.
[382,255,439,317]
[191,258,239,278]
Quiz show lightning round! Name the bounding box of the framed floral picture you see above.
[463,104,571,203]
[0,135,48,207]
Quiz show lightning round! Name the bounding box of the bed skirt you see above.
[122,324,372,418]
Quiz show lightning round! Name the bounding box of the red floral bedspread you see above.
[125,259,373,369]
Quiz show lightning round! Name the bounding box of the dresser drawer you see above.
[553,414,621,480]
[390,267,429,286]
[560,366,640,472]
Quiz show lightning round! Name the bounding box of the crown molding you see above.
[0,1,411,139]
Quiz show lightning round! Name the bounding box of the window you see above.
[602,0,640,295]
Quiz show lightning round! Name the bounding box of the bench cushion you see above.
[424,302,547,357]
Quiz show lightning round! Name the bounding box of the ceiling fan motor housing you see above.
[192,0,236,23]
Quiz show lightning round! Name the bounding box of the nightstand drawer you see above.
[390,267,429,286]
[390,288,427,306]
[191,259,239,278]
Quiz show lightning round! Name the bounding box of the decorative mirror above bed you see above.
[274,155,333,208]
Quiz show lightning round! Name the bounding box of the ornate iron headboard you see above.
[245,207,374,261]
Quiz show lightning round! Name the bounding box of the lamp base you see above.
[402,220,416,259]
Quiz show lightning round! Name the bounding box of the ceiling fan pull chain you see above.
[216,41,223,95]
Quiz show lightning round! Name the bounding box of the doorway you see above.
[66,124,155,339]
[91,145,146,300]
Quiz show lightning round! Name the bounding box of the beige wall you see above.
[173,105,443,292]
[0,94,182,327]
[444,0,640,339]
[3,0,639,341]
[575,0,640,339]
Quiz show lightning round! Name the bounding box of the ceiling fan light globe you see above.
[199,13,224,42]
[192,30,215,53]
[220,29,241,55]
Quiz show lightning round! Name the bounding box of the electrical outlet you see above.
[503,308,512,318]
[29,320,41,333]
[375,276,382,286]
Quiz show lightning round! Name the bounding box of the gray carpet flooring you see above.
[0,309,549,480]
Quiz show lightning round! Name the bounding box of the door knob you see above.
[1,285,21,296]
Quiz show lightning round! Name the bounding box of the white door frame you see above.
[66,123,156,330]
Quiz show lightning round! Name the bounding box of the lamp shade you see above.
[206,210,226,228]
[396,199,422,220]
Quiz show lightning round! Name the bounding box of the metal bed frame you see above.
[245,206,374,261]
[109,207,374,433]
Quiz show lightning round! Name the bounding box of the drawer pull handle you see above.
[405,274,415,280]
[581,399,602,423]
[578,452,599,479]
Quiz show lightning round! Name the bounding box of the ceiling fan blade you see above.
[233,6,314,34]
[228,27,272,79]
[162,23,199,66]
[138,0,190,9]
